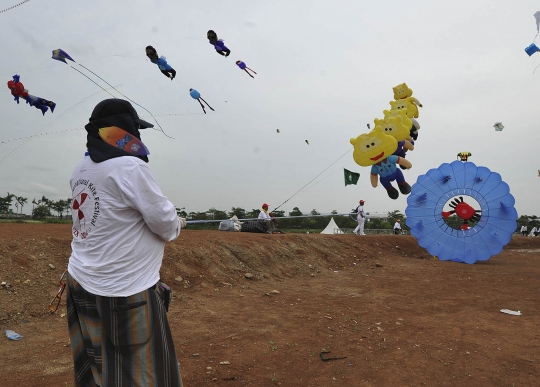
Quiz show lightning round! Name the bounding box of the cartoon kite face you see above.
[350,126,398,167]
[393,83,413,100]
[374,113,411,142]
[388,98,419,118]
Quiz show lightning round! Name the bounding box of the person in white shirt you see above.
[394,219,402,234]
[529,226,537,237]
[258,203,277,233]
[520,225,527,236]
[66,99,185,387]
[353,199,366,235]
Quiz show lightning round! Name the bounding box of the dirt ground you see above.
[1,224,540,387]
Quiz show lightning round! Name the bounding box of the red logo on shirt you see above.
[72,189,90,239]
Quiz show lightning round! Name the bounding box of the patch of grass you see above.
[271,373,278,383]
[42,219,73,224]
[270,341,278,351]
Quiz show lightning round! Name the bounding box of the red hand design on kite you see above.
[442,196,481,229]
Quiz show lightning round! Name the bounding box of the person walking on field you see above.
[353,199,366,235]
[66,99,186,387]
[520,225,527,236]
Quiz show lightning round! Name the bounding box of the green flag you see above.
[344,168,360,186]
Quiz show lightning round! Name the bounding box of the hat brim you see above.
[134,117,154,129]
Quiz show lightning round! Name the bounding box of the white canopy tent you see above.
[320,217,343,234]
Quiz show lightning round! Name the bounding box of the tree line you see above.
[517,215,540,230]
[3,192,535,232]
[0,193,71,218]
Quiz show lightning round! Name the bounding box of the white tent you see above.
[320,217,343,234]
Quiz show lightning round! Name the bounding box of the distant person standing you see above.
[353,200,366,235]
[520,225,527,236]
[393,219,402,234]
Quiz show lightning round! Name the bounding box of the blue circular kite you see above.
[405,160,517,264]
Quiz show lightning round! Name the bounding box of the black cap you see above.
[89,99,153,129]
[85,99,151,163]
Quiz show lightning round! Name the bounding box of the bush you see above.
[32,205,51,219]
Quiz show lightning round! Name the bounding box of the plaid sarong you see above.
[240,220,268,233]
[66,273,182,387]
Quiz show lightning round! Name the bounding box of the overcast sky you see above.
[0,0,539,217]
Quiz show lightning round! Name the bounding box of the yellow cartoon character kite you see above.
[350,126,412,199]
[384,106,421,141]
[393,82,422,110]
[374,113,414,169]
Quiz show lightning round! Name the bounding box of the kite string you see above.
[272,147,353,213]
[296,161,357,195]
[532,24,540,73]
[70,66,117,98]
[77,64,173,139]
[0,85,122,164]
[1,111,202,145]
[1,127,84,144]
[0,0,30,13]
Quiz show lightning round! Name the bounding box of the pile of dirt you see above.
[1,224,540,386]
[0,224,425,325]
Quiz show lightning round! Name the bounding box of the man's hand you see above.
[178,217,187,229]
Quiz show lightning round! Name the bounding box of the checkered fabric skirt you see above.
[66,273,182,387]
[240,220,268,233]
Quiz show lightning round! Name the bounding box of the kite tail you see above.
[78,64,173,139]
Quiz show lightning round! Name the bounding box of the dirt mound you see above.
[1,224,540,386]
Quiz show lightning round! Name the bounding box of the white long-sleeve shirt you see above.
[68,155,180,297]
[259,210,272,220]
[394,222,402,230]
[356,205,365,221]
